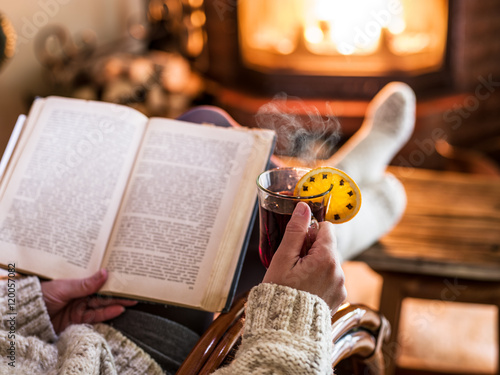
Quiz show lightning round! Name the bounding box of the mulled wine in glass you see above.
[256,167,332,268]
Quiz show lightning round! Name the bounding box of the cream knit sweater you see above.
[0,277,333,374]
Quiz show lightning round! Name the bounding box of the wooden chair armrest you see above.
[332,303,385,342]
[178,296,390,375]
[199,318,244,373]
[332,331,377,365]
[177,294,247,375]
[331,303,391,372]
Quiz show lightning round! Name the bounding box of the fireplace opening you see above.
[201,0,457,99]
[238,0,448,77]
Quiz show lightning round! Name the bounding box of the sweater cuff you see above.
[244,283,332,342]
[5,277,57,342]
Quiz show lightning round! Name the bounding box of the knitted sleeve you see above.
[213,283,334,375]
[0,276,57,342]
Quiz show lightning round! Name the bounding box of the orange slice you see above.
[294,167,361,223]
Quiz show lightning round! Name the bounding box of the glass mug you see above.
[256,167,332,268]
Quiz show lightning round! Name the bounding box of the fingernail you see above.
[294,202,308,217]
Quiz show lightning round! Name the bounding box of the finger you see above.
[297,222,338,277]
[81,305,126,324]
[56,269,108,301]
[87,297,138,309]
[273,202,311,263]
[307,221,337,257]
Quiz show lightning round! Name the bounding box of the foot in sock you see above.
[329,82,416,186]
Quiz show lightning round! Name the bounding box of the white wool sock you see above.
[329,82,416,186]
[335,172,407,261]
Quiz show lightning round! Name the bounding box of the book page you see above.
[0,97,147,280]
[101,118,271,309]
[0,100,46,199]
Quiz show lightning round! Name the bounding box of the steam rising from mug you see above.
[255,92,342,164]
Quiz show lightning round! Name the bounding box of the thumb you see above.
[274,202,311,262]
[58,269,108,300]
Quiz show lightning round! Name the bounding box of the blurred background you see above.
[0,1,141,151]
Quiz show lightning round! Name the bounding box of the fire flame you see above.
[238,0,448,75]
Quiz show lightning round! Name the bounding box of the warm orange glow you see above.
[238,0,448,75]
[304,0,399,56]
[190,10,206,27]
[188,0,204,8]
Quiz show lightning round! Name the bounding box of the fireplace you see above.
[238,0,448,78]
[198,0,459,98]
[175,0,500,170]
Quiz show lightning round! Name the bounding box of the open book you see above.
[0,97,275,312]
